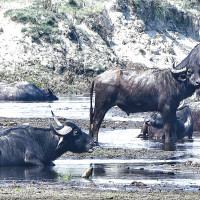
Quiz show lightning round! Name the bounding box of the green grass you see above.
[55,0,106,19]
[4,3,59,43]
[129,0,200,32]
[57,173,73,181]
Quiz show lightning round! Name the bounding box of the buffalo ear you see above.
[171,72,187,82]
[171,67,187,82]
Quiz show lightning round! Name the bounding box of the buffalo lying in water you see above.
[0,113,94,166]
[90,64,200,144]
[0,81,58,101]
[140,103,193,140]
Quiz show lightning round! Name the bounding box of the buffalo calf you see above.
[140,105,193,140]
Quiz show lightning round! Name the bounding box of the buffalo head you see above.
[50,111,95,155]
[171,64,200,89]
[43,88,59,101]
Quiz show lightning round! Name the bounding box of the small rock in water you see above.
[131,181,147,186]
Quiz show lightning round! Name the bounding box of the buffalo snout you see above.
[63,131,95,153]
[195,80,200,88]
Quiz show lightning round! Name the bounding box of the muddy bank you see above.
[1,184,200,200]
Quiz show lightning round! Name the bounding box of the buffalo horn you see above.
[49,121,72,136]
[170,67,187,75]
[177,100,185,109]
[51,110,63,128]
[172,61,178,69]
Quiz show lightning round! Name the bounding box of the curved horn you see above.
[172,61,178,69]
[177,100,186,111]
[170,67,187,75]
[51,110,63,128]
[177,100,185,109]
[49,121,72,136]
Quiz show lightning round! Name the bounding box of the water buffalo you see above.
[0,114,94,166]
[140,104,193,140]
[0,81,58,101]
[89,64,200,144]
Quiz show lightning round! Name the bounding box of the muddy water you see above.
[0,96,200,191]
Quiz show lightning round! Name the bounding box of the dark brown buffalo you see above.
[89,64,200,144]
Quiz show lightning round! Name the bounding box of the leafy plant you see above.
[57,173,73,181]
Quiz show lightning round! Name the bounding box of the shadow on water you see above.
[0,166,57,181]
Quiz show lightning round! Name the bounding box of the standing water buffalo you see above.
[0,113,94,166]
[89,64,200,144]
[140,103,193,140]
[0,81,58,101]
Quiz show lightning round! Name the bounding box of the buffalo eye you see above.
[73,129,80,135]
[187,69,192,75]
[179,74,186,80]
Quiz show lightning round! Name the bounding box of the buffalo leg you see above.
[162,110,177,143]
[90,85,117,142]
[25,150,44,166]
[90,93,114,142]
[91,107,110,142]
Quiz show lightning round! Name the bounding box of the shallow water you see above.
[0,96,146,121]
[0,95,200,191]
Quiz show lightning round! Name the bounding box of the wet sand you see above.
[1,185,200,200]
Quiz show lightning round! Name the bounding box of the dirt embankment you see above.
[0,0,200,95]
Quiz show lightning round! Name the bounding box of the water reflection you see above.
[0,156,199,190]
[0,166,57,181]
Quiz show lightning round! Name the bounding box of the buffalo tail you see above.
[89,81,94,136]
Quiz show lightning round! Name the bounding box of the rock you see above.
[131,181,147,186]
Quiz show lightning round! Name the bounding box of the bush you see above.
[5,6,59,43]
[4,9,36,24]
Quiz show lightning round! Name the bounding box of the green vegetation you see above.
[57,173,73,181]
[3,0,106,44]
[55,0,106,20]
[4,2,59,43]
[177,0,200,12]
[130,0,200,14]
[25,71,51,89]
[126,0,200,33]
[4,8,37,24]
